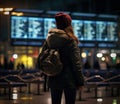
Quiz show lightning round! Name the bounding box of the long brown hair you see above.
[64,25,79,44]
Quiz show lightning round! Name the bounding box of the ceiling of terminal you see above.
[0,0,120,15]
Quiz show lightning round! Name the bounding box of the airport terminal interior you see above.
[0,0,120,104]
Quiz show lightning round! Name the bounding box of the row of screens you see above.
[11,16,118,41]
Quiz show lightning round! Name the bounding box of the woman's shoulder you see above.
[46,28,71,48]
[48,28,65,34]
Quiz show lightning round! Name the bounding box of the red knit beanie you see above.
[55,12,72,30]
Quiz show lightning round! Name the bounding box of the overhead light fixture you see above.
[3,11,10,15]
[98,14,118,19]
[71,12,96,17]
[0,8,13,15]
[46,11,70,15]
[14,9,44,14]
[4,8,13,12]
[11,12,24,16]
[0,8,4,12]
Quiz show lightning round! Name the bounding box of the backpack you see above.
[37,41,63,77]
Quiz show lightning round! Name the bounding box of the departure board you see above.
[72,20,84,40]
[11,16,28,39]
[28,17,44,39]
[107,22,118,41]
[11,16,44,39]
[96,21,107,41]
[44,18,56,38]
[83,20,96,40]
[10,15,118,46]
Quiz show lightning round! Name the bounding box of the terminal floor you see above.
[0,85,120,104]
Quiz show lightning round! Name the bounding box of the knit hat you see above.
[55,12,72,30]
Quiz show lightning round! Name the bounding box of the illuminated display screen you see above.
[44,18,56,38]
[28,17,44,39]
[10,15,118,46]
[11,16,28,39]
[11,16,44,39]
[107,22,118,41]
[72,20,84,40]
[96,21,107,41]
[83,20,96,40]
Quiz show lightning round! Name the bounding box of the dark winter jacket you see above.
[46,28,84,89]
